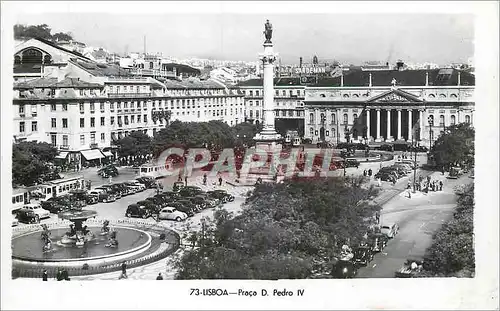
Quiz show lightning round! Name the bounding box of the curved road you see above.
[356,174,472,278]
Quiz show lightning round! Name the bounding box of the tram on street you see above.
[139,160,174,179]
[12,187,29,211]
[37,176,85,199]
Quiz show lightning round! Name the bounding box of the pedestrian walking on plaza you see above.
[439,180,443,191]
[156,273,163,280]
[203,173,207,185]
[184,176,188,186]
[375,211,380,224]
[42,269,48,281]
[377,177,381,187]
[368,169,372,177]
[56,268,64,281]
[363,169,367,177]
[392,178,396,186]
[62,268,70,281]
[218,176,223,186]
[119,261,128,280]
[178,173,182,182]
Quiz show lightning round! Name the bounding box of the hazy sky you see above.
[14,13,474,65]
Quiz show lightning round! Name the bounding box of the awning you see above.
[103,151,113,157]
[81,149,105,161]
[55,152,69,159]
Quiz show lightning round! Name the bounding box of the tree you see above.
[422,183,475,277]
[12,142,58,187]
[52,32,73,42]
[115,130,152,159]
[430,123,475,170]
[232,122,261,147]
[174,177,381,279]
[14,24,73,42]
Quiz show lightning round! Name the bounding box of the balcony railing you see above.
[59,145,70,150]
[90,143,98,149]
[108,93,151,98]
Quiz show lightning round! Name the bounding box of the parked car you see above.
[414,146,428,153]
[196,193,219,208]
[379,144,394,152]
[158,207,188,221]
[353,245,374,266]
[16,208,40,224]
[185,196,207,210]
[145,196,167,208]
[11,212,19,227]
[136,200,160,214]
[207,190,234,203]
[331,259,357,279]
[113,183,133,196]
[173,181,185,192]
[380,223,399,239]
[85,193,99,205]
[393,163,413,174]
[40,197,68,213]
[340,149,355,158]
[316,141,333,148]
[345,159,360,168]
[179,186,204,197]
[89,189,116,203]
[97,185,122,199]
[136,176,157,189]
[168,201,196,217]
[125,180,146,192]
[23,203,51,220]
[367,233,389,252]
[125,204,152,219]
[98,164,119,178]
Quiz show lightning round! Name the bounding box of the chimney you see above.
[396,60,404,71]
[369,73,372,87]
[425,71,429,86]
[340,71,344,87]
[299,57,303,68]
[457,71,461,86]
[386,62,389,67]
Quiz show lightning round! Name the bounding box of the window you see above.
[249,90,253,96]
[256,90,260,96]
[282,90,286,96]
[197,111,200,118]
[19,121,25,133]
[117,102,121,109]
[19,105,25,114]
[275,90,279,96]
[111,116,115,125]
[144,115,147,123]
[124,116,129,125]
[439,115,445,126]
[90,117,95,127]
[80,135,85,145]
[90,103,95,112]
[451,115,456,125]
[343,114,348,124]
[62,135,68,147]
[80,118,85,128]
[465,115,471,124]
[309,113,314,124]
[353,114,358,122]
[51,118,56,128]
[137,115,141,123]
[51,103,56,111]
[90,133,96,144]
[289,90,293,97]
[250,110,253,118]
[101,133,105,142]
[100,117,105,126]
[62,118,68,128]
[79,103,84,112]
[256,110,260,118]
[332,128,336,138]
[331,113,336,124]
[124,102,128,109]
[428,115,434,126]
[100,103,105,111]
[110,102,115,111]
[131,115,135,123]
[289,110,293,117]
[62,103,68,111]
[50,134,56,146]
[320,113,326,123]
[31,121,37,132]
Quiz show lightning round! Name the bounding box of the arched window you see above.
[343,114,348,124]
[320,94,326,97]
[353,114,358,122]
[309,113,314,124]
[439,115,445,126]
[428,94,435,99]
[43,54,52,64]
[450,115,456,125]
[450,94,458,98]
[331,128,336,138]
[343,94,350,98]
[320,113,325,123]
[331,113,336,124]
[439,94,446,98]
[465,115,471,123]
[326,130,330,136]
[21,48,43,64]
[14,55,21,65]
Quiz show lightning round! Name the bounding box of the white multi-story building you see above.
[12,38,245,166]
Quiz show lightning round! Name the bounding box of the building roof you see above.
[14,77,102,90]
[70,58,131,77]
[237,69,475,88]
[162,63,201,74]
[160,78,225,89]
[34,37,91,60]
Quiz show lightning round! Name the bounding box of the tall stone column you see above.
[419,109,424,143]
[386,109,392,141]
[376,108,381,142]
[366,109,371,142]
[407,109,413,141]
[397,109,402,140]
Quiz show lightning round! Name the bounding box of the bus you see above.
[37,176,85,199]
[139,160,174,179]
[284,130,301,147]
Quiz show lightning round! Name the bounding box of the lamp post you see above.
[412,129,420,193]
[427,116,433,151]
[343,124,349,176]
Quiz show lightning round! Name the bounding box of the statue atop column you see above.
[264,19,273,44]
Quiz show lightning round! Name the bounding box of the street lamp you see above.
[427,116,433,151]
[343,124,349,176]
[412,129,420,193]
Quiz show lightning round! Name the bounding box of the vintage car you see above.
[367,233,389,252]
[353,245,374,267]
[136,200,160,214]
[125,204,151,219]
[167,201,196,217]
[172,181,185,192]
[158,207,188,222]
[380,223,399,239]
[207,190,235,203]
[16,208,40,224]
[97,165,119,178]
[179,186,204,197]
[331,258,357,279]
[136,176,157,189]
[23,203,51,220]
[345,159,361,169]
[395,259,425,278]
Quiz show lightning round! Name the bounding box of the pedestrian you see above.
[177,173,182,182]
[407,190,412,198]
[62,268,70,281]
[56,268,64,281]
[368,169,372,177]
[203,173,207,185]
[407,181,411,189]
[377,177,381,187]
[42,269,48,281]
[218,176,223,186]
[392,178,396,186]
[119,261,128,279]
[184,175,188,186]
[439,180,443,191]
[156,273,163,280]
[375,211,380,224]
[363,169,367,177]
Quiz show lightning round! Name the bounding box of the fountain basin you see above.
[12,226,151,263]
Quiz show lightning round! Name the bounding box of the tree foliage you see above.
[12,142,58,187]
[431,123,475,169]
[114,130,152,158]
[174,177,381,279]
[232,122,261,147]
[14,24,73,41]
[423,183,475,277]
